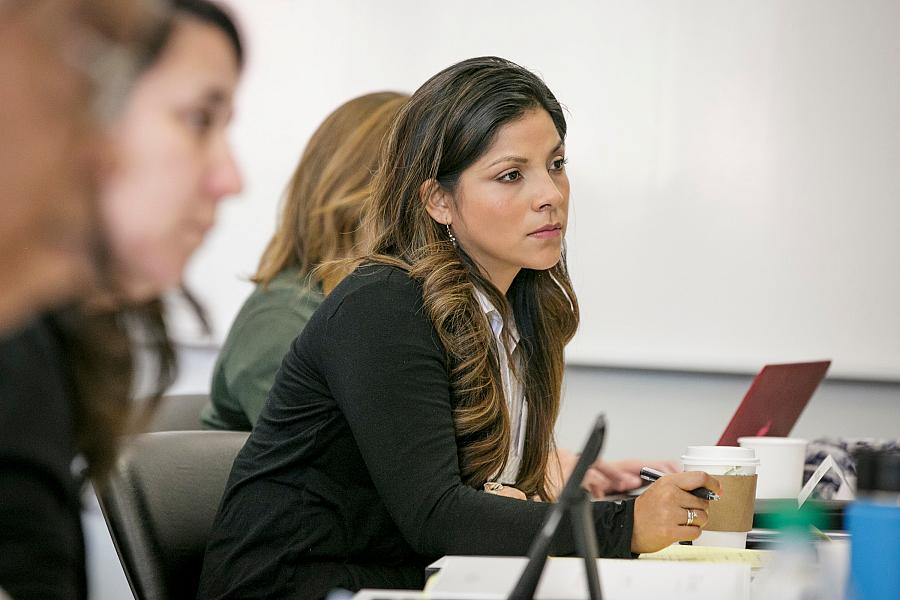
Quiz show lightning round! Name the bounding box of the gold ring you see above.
[686,509,697,526]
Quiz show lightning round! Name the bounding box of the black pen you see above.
[640,467,721,501]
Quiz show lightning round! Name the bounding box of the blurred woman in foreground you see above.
[0,2,244,597]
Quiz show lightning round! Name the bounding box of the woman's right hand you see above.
[630,471,722,554]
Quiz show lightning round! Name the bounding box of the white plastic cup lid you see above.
[681,445,759,466]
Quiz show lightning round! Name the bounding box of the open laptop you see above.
[717,360,831,446]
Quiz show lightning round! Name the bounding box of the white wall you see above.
[177,0,900,382]
[563,1,900,380]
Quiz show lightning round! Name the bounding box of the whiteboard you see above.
[177,0,900,381]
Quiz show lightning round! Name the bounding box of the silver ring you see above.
[686,509,697,526]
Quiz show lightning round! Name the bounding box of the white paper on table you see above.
[427,555,750,600]
[797,454,855,507]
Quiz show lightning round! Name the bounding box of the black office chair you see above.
[98,430,249,600]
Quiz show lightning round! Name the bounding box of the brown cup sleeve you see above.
[705,474,757,532]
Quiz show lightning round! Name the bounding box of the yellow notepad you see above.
[639,544,772,569]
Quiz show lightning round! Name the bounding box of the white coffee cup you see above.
[737,436,808,499]
[681,445,759,548]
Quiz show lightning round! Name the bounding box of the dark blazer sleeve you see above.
[0,471,85,599]
[321,269,635,558]
[0,320,86,600]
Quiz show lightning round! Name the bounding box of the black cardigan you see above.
[198,264,634,600]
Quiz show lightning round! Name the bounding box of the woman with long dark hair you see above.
[198,56,719,600]
[0,2,243,598]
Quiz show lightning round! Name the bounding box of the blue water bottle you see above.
[846,449,900,600]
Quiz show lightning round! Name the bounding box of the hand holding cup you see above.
[631,471,722,554]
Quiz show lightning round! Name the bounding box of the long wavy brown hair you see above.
[357,57,579,501]
[254,92,408,288]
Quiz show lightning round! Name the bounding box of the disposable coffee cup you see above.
[738,437,808,499]
[681,446,759,549]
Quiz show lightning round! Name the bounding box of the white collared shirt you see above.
[473,287,527,485]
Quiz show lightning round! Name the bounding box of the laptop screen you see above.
[717,361,830,446]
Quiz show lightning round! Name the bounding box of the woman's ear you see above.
[420,179,453,226]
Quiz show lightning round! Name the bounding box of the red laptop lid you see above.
[717,361,831,446]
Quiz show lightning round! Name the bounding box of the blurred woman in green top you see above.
[201,91,409,430]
